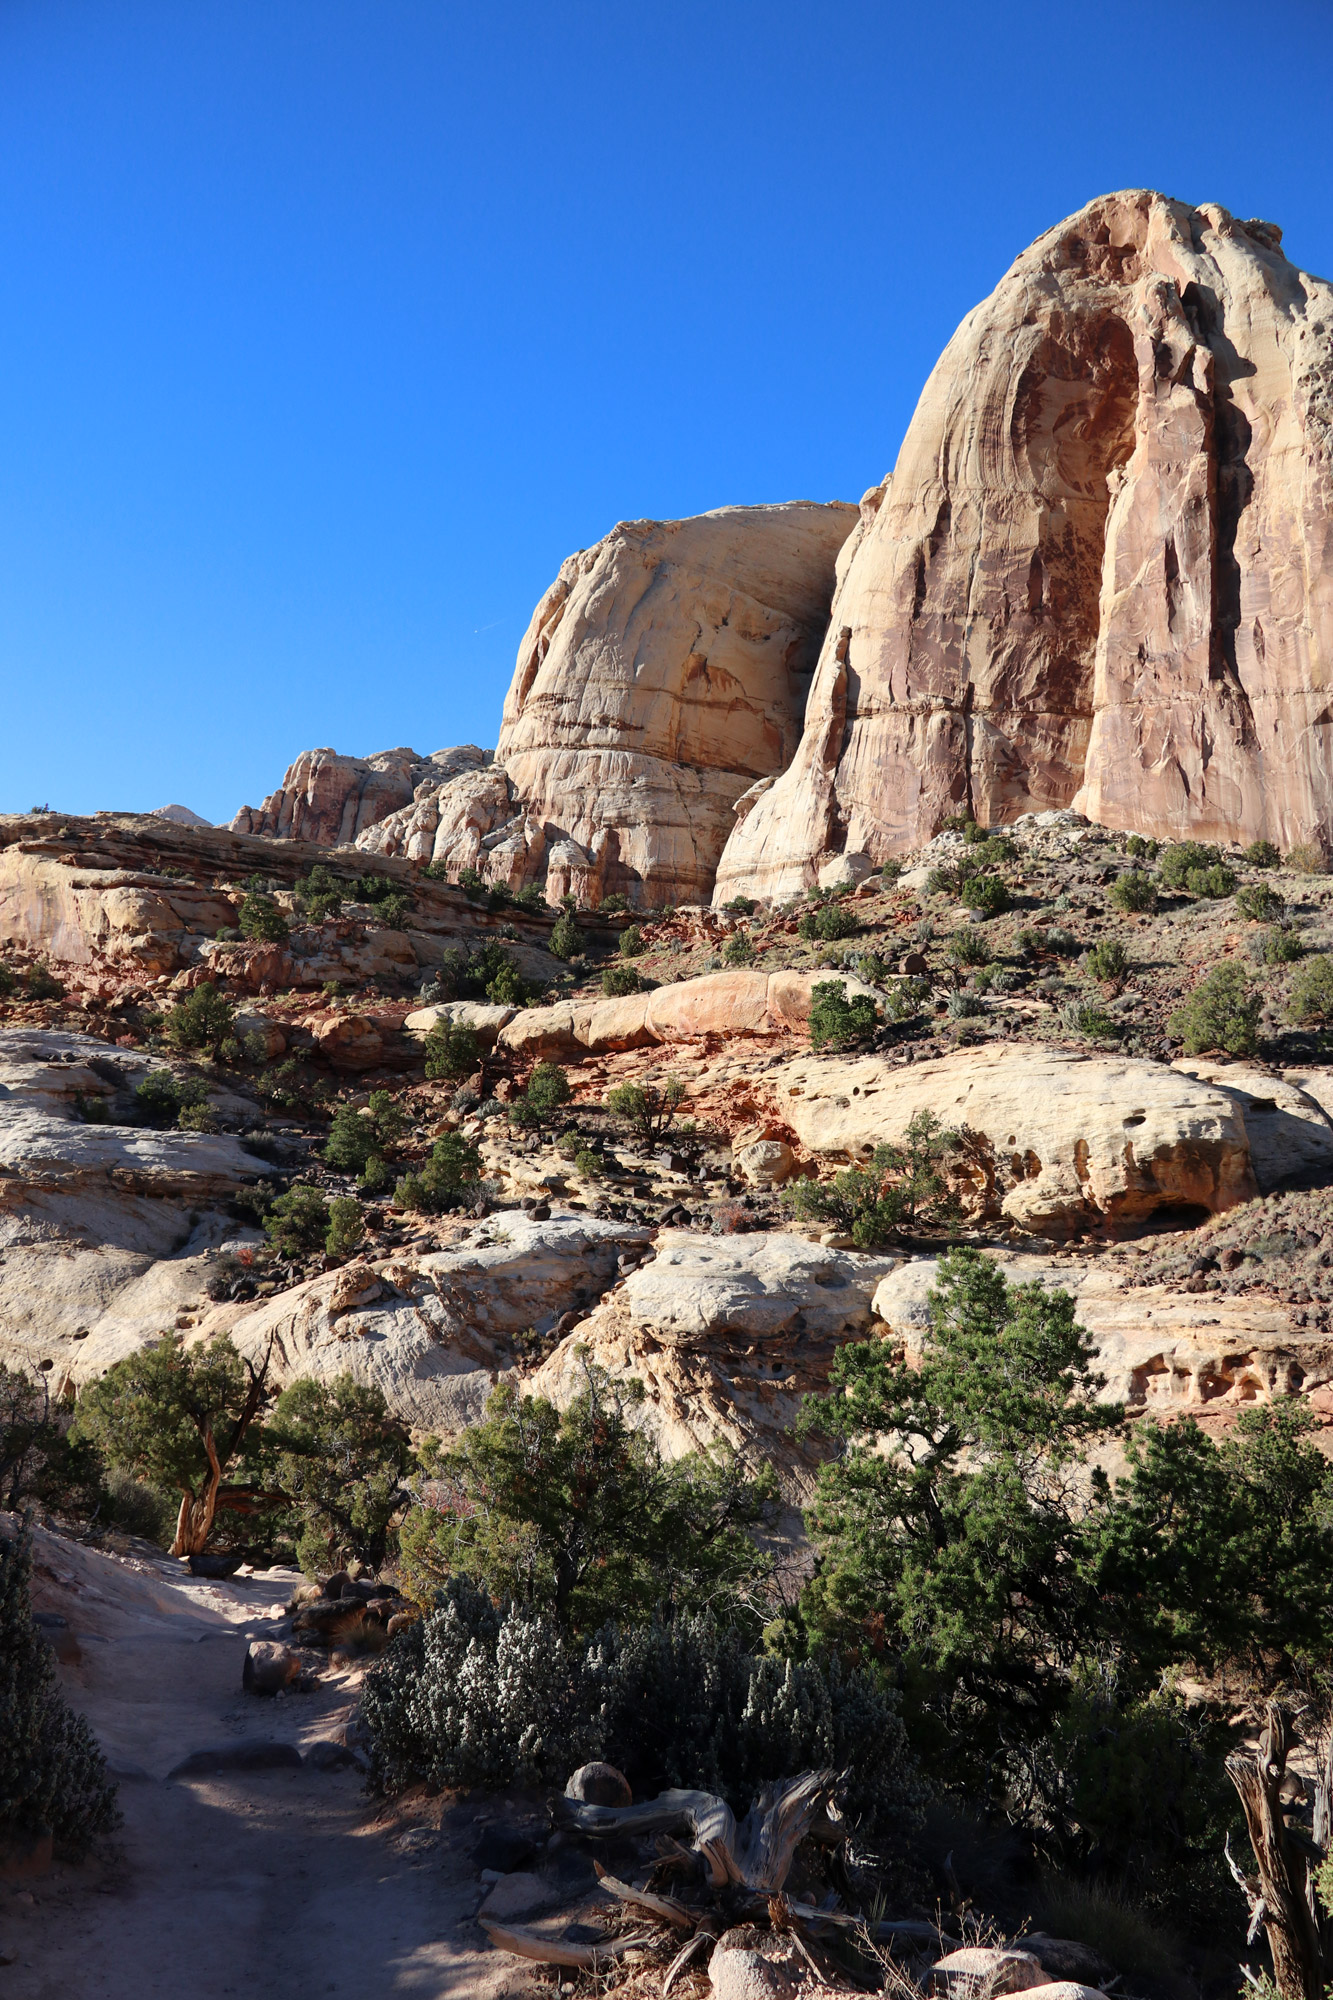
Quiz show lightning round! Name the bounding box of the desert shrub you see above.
[1289,954,1333,1025]
[1258,924,1304,965]
[402,1371,771,1632]
[1124,834,1159,860]
[24,963,64,1000]
[1085,940,1129,985]
[1060,999,1119,1041]
[509,1061,571,1129]
[548,912,583,961]
[1168,963,1262,1055]
[1109,870,1158,915]
[163,982,236,1062]
[355,873,415,928]
[600,892,629,913]
[1287,843,1328,875]
[0,1527,119,1857]
[176,1102,217,1133]
[262,1374,411,1575]
[0,1367,101,1515]
[601,962,641,996]
[255,1057,326,1114]
[1046,926,1081,957]
[987,965,1023,993]
[422,1018,480,1081]
[1185,863,1237,899]
[511,883,546,913]
[325,1196,365,1262]
[806,979,879,1053]
[782,1110,957,1248]
[959,872,1010,918]
[99,1468,180,1545]
[1242,839,1281,870]
[1236,882,1285,923]
[394,1132,483,1213]
[574,1147,601,1180]
[73,1335,271,1557]
[855,952,891,985]
[606,1076,686,1142]
[724,895,757,915]
[237,892,289,942]
[360,1154,392,1194]
[134,1069,210,1128]
[945,990,984,1019]
[797,902,858,942]
[323,1091,407,1177]
[722,931,755,965]
[484,958,528,1006]
[618,925,645,959]
[1158,841,1223,890]
[293,864,346,924]
[924,865,957,896]
[0,962,15,998]
[265,1185,330,1258]
[882,975,932,1022]
[948,926,992,968]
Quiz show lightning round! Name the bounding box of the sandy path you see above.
[4,1528,535,1999]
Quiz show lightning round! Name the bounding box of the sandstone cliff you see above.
[231,744,491,847]
[714,190,1333,901]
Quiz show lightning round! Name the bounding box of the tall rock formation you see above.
[714,190,1333,902]
[491,501,856,905]
[231,745,491,848]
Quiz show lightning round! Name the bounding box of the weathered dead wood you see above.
[662,1926,717,1996]
[554,1784,738,1855]
[736,1770,842,1894]
[480,1920,655,1969]
[1226,1704,1327,2000]
[593,1863,695,1930]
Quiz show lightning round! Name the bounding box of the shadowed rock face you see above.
[714,190,1333,902]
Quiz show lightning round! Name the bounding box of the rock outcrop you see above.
[767,1044,1264,1233]
[714,190,1333,901]
[231,745,491,847]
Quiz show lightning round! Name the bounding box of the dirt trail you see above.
[4,1527,534,1999]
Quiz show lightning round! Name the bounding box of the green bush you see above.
[0,962,15,998]
[1287,843,1327,875]
[574,1147,601,1180]
[782,1110,958,1248]
[323,1091,407,1176]
[1243,840,1281,870]
[134,1069,210,1128]
[797,902,858,942]
[1086,939,1129,985]
[1125,834,1158,860]
[263,1373,411,1575]
[394,1132,483,1213]
[1061,999,1119,1040]
[945,990,983,1019]
[948,926,992,968]
[601,963,641,996]
[24,962,65,1000]
[1168,963,1262,1055]
[723,895,757,915]
[266,1185,330,1258]
[605,1076,685,1142]
[1185,863,1237,899]
[325,1196,365,1262]
[1258,924,1304,965]
[1109,870,1158,915]
[878,977,931,1024]
[1236,882,1285,922]
[1158,841,1223,890]
[548,912,583,961]
[422,1019,481,1081]
[1046,926,1080,957]
[1288,954,1333,1024]
[355,874,415,928]
[163,982,236,1062]
[808,979,879,1053]
[618,925,645,959]
[722,931,755,965]
[959,872,1010,918]
[294,864,346,924]
[0,1366,101,1516]
[484,958,529,1006]
[0,1528,119,1857]
[237,892,289,942]
[509,1061,571,1129]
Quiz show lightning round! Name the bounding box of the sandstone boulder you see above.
[494,968,882,1059]
[930,1948,1049,1999]
[403,1000,516,1047]
[493,501,857,907]
[714,191,1333,902]
[564,1762,632,1807]
[1170,1060,1333,1191]
[769,1044,1257,1233]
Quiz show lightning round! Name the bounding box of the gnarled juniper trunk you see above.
[1227,1704,1333,2000]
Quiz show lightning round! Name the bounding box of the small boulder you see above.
[899,951,930,977]
[168,1739,304,1779]
[931,1948,1049,1999]
[1019,1987,1111,2000]
[734,1139,796,1187]
[710,1928,803,1999]
[304,1738,367,1772]
[477,1870,559,1920]
[564,1761,632,1807]
[242,1640,303,1696]
[187,1552,243,1579]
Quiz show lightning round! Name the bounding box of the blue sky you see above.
[1,0,1330,822]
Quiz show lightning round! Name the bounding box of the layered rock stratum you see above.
[714,190,1333,900]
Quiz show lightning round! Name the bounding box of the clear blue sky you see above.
[2,0,1330,823]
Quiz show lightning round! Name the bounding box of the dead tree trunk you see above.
[1227,1704,1329,2000]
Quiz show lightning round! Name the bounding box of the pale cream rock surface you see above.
[768,1044,1259,1232]
[494,968,882,1059]
[715,191,1333,901]
[231,745,491,846]
[1170,1058,1333,1191]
